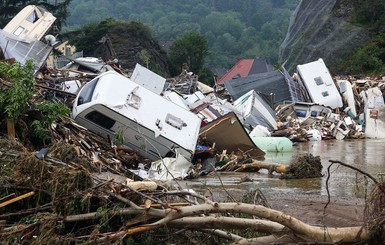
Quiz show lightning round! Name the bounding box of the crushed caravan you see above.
[363,87,385,138]
[296,58,343,109]
[0,5,56,72]
[199,112,265,160]
[281,102,333,122]
[233,90,278,131]
[72,70,202,161]
[60,57,115,76]
[3,5,56,42]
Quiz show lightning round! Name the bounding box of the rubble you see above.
[2,5,385,243]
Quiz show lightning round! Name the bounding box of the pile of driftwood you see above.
[1,125,385,244]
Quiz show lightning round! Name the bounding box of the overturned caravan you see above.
[72,71,201,161]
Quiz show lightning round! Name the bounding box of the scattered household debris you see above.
[199,112,265,160]
[3,5,385,245]
[2,5,385,183]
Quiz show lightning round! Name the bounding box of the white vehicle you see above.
[296,58,343,109]
[364,87,385,138]
[233,90,277,131]
[72,71,201,161]
[3,5,56,42]
[0,5,56,72]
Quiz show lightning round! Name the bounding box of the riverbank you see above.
[266,193,365,227]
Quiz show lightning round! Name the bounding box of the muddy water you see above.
[183,139,385,200]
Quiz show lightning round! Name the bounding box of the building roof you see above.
[224,70,292,107]
[216,58,274,85]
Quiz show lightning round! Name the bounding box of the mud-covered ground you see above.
[266,193,365,227]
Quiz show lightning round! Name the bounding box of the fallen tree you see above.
[0,131,384,244]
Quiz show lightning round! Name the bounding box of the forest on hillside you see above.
[64,0,300,71]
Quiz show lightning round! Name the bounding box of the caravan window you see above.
[85,111,115,129]
[314,76,324,86]
[13,26,24,36]
[295,109,307,118]
[78,78,99,105]
[322,91,329,97]
[26,10,39,23]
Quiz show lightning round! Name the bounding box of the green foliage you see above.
[65,0,299,69]
[336,32,385,75]
[350,0,385,32]
[138,49,151,68]
[30,102,70,142]
[69,18,116,55]
[0,60,35,119]
[35,102,71,125]
[169,31,209,74]
[329,0,385,75]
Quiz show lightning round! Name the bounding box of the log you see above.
[124,181,157,192]
[6,118,15,139]
[234,160,287,174]
[80,201,369,244]
[150,202,368,244]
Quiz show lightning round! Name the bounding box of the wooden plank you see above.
[0,192,34,208]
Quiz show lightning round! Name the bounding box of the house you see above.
[216,57,274,85]
[224,70,292,107]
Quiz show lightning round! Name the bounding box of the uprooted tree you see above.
[0,133,384,244]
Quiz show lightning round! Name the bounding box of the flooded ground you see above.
[181,139,385,201]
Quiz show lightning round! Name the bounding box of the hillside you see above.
[279,0,385,75]
[67,20,171,77]
[64,0,299,70]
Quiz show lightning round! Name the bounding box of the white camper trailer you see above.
[72,71,201,161]
[364,87,385,138]
[3,5,56,42]
[233,90,277,131]
[0,5,56,72]
[296,58,343,109]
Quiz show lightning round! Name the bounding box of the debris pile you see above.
[2,5,385,244]
[280,154,323,179]
[1,5,385,181]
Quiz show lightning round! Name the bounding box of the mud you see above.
[181,139,384,227]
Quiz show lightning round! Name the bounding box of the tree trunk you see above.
[6,118,15,138]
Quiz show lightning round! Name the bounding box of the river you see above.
[182,139,385,201]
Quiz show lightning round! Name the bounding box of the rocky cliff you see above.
[279,0,371,73]
[69,20,171,77]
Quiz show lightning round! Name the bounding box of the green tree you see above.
[0,60,70,143]
[138,49,151,68]
[169,31,209,75]
[0,60,35,120]
[0,60,35,138]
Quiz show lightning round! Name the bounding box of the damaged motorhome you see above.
[3,5,56,42]
[233,90,278,131]
[0,5,56,72]
[72,70,202,161]
[296,58,343,109]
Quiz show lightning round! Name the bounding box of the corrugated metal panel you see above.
[282,65,305,102]
[224,70,292,106]
[249,58,274,74]
[0,29,52,73]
